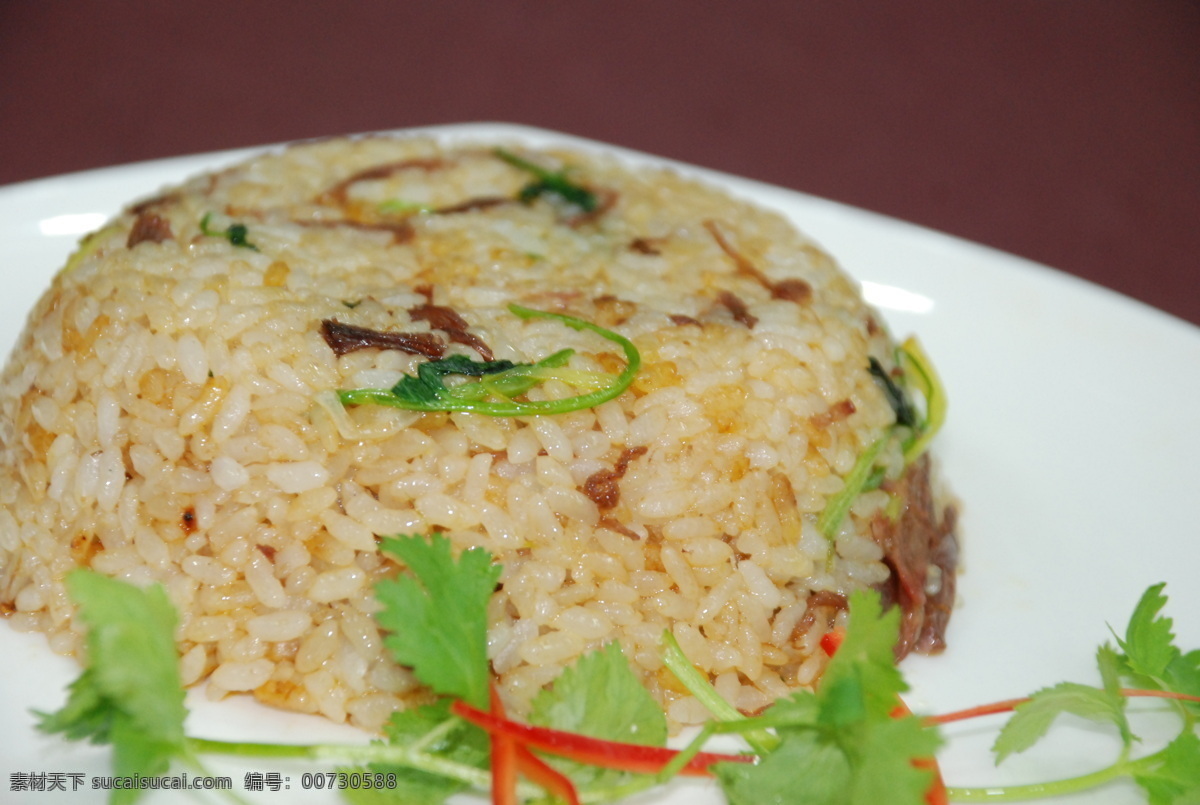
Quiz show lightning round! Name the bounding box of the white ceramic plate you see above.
[2,124,1198,804]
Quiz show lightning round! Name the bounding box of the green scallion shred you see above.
[199,212,259,251]
[898,336,946,463]
[378,199,433,215]
[494,148,598,212]
[818,337,946,541]
[818,436,888,541]
[336,304,640,417]
[661,630,778,756]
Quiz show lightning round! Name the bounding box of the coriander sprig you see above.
[31,550,1200,804]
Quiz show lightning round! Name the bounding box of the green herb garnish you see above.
[494,148,598,212]
[820,336,947,540]
[35,570,192,805]
[935,583,1200,802]
[32,553,1200,804]
[374,534,500,709]
[337,304,640,417]
[817,435,888,541]
[868,355,918,429]
[199,212,259,251]
[711,590,942,805]
[898,336,947,463]
[378,199,434,215]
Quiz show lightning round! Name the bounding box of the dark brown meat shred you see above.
[582,446,648,510]
[408,301,494,360]
[320,319,445,358]
[130,192,181,215]
[705,219,813,305]
[809,399,856,429]
[871,455,959,657]
[717,290,758,329]
[295,218,414,245]
[770,278,813,304]
[317,157,448,206]
[792,590,849,642]
[598,517,642,540]
[127,212,173,247]
[629,237,664,255]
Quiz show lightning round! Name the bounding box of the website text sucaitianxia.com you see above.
[10,770,403,794]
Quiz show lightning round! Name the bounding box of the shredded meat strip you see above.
[320,319,445,359]
[408,293,495,361]
[294,218,414,245]
[809,399,857,429]
[130,192,181,215]
[871,454,959,657]
[705,219,814,304]
[629,236,664,255]
[582,446,648,510]
[316,157,448,206]
[127,211,174,248]
[717,290,758,329]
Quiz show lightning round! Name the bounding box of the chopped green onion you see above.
[661,630,778,755]
[898,336,946,463]
[336,304,640,417]
[818,436,888,541]
[378,199,433,215]
[494,148,598,212]
[199,212,259,251]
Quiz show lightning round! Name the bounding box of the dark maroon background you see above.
[2,2,1197,326]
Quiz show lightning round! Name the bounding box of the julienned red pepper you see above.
[451,700,753,777]
[487,684,582,805]
[489,686,520,805]
[515,744,581,805]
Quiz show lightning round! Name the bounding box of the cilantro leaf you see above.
[1118,582,1180,682]
[715,701,938,805]
[1135,731,1200,805]
[384,699,491,768]
[375,534,501,709]
[1113,583,1200,710]
[343,701,490,805]
[1096,642,1136,746]
[818,589,908,721]
[1166,649,1200,703]
[35,569,188,805]
[531,642,667,746]
[529,642,668,788]
[714,590,940,805]
[992,681,1130,763]
[850,715,943,804]
[715,729,850,805]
